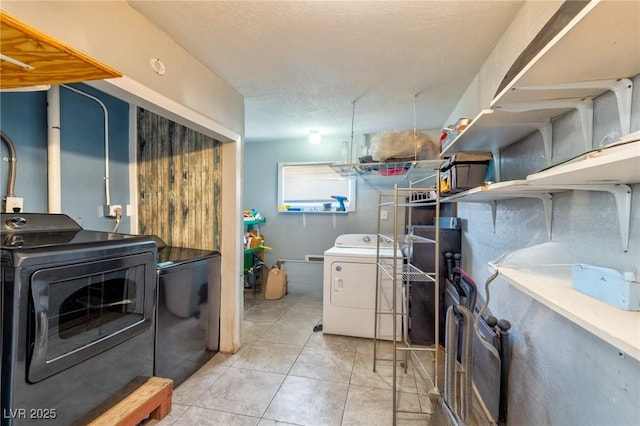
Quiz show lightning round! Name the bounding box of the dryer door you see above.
[329,261,376,309]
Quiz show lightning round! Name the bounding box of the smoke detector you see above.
[150,58,166,75]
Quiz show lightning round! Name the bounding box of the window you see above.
[277,162,356,213]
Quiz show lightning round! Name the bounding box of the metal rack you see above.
[330,159,442,189]
[372,169,442,425]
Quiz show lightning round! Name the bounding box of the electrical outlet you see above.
[4,196,24,213]
[104,204,123,218]
[380,210,388,220]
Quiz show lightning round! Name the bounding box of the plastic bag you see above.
[371,130,439,162]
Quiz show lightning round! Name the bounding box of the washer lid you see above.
[333,234,396,249]
[1,213,81,233]
[157,246,220,267]
[324,246,400,258]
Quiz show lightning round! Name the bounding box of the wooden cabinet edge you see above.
[1,10,122,89]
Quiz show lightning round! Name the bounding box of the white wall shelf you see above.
[441,0,639,164]
[491,264,640,362]
[492,1,640,106]
[440,99,596,163]
[496,79,633,141]
[527,135,640,185]
[527,137,639,251]
[442,137,640,250]
[442,180,563,238]
[442,180,552,202]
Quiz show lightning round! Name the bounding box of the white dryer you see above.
[322,234,403,340]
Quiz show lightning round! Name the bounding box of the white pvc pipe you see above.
[47,85,62,213]
[61,84,111,206]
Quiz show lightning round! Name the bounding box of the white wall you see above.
[445,0,563,125]
[243,134,419,267]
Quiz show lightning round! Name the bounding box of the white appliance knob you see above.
[363,236,371,243]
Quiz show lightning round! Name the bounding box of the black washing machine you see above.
[154,243,221,387]
[0,213,157,425]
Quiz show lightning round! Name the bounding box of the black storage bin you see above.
[408,224,461,345]
[440,152,492,194]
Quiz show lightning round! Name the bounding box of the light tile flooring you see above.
[158,291,447,426]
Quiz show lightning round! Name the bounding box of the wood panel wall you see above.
[137,108,222,250]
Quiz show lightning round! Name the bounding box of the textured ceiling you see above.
[127,1,524,143]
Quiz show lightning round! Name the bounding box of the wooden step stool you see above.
[85,376,173,426]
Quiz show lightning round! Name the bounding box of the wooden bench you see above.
[84,376,173,426]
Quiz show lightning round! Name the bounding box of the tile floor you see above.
[158,291,448,426]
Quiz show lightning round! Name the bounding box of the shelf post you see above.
[491,149,501,182]
[491,201,497,233]
[538,193,554,240]
[538,123,553,165]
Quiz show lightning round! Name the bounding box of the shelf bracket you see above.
[496,98,593,153]
[612,78,633,136]
[490,201,497,233]
[513,78,633,136]
[491,149,501,182]
[517,193,554,240]
[540,193,553,240]
[544,184,632,251]
[481,193,554,238]
[538,123,553,165]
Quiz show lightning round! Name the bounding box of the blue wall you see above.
[0,84,131,232]
[243,135,394,267]
[0,91,48,212]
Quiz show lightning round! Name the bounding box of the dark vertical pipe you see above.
[0,131,17,197]
[497,319,511,424]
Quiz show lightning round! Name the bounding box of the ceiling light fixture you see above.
[308,130,321,144]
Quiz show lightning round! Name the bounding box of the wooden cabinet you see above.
[0,10,121,89]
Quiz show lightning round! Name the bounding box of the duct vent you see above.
[305,255,324,262]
